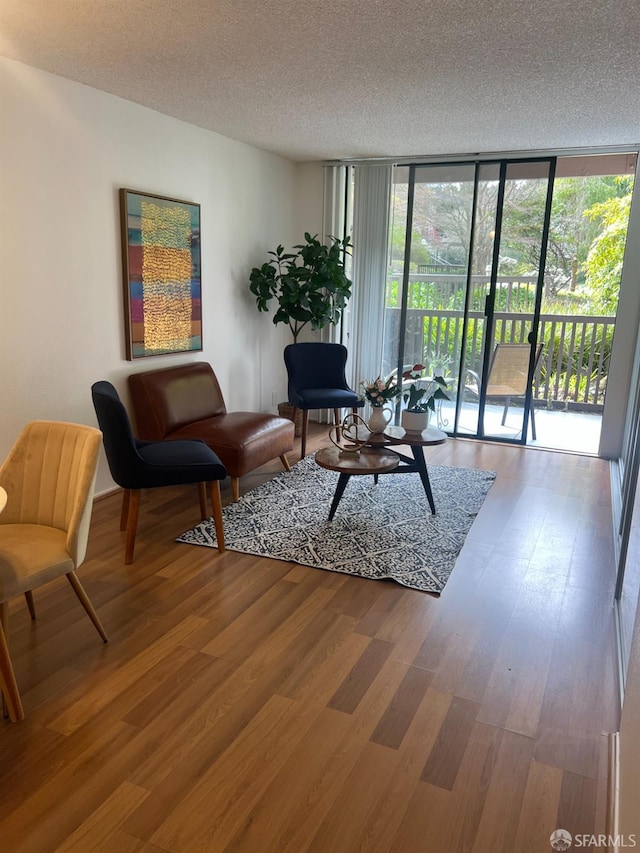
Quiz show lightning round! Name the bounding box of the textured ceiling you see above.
[1,0,639,162]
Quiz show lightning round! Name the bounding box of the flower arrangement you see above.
[359,374,400,408]
[402,363,449,412]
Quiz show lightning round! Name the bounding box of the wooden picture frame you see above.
[120,189,202,360]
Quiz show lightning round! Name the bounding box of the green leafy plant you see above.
[583,191,632,314]
[249,233,352,343]
[402,364,449,412]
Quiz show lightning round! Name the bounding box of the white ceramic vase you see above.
[367,405,392,434]
[401,409,430,433]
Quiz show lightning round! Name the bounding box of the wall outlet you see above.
[271,391,278,405]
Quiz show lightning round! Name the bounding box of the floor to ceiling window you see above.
[340,150,640,694]
[378,152,635,454]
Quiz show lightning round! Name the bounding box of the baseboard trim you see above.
[94,484,121,502]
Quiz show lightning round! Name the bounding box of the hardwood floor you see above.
[0,428,619,852]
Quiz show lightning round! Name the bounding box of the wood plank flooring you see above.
[0,429,620,852]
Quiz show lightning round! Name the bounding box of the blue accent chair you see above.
[284,342,363,459]
[91,381,227,563]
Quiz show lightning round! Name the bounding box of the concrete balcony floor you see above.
[437,400,602,455]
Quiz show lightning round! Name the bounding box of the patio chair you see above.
[466,343,543,439]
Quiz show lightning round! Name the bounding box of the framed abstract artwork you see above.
[120,189,202,360]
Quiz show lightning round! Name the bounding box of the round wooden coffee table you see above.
[315,446,399,521]
[365,425,447,514]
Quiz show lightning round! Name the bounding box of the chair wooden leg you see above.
[125,489,140,565]
[231,478,240,502]
[0,601,8,718]
[280,454,291,472]
[291,406,300,456]
[300,409,309,460]
[120,489,130,531]
[333,408,341,441]
[209,481,225,552]
[198,482,208,520]
[0,619,24,722]
[24,590,36,621]
[66,572,108,643]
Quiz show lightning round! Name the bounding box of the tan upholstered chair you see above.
[0,421,107,721]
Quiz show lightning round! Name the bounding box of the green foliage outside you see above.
[583,188,633,313]
[395,310,614,406]
[384,172,633,406]
[389,223,431,268]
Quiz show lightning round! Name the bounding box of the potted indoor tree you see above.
[249,232,353,432]
[249,232,352,343]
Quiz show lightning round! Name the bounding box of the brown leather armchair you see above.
[128,362,294,501]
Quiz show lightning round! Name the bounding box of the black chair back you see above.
[284,342,349,399]
[91,381,144,488]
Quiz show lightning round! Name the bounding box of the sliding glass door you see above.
[474,160,554,442]
[384,158,554,444]
[383,163,476,430]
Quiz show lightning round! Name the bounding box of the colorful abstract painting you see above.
[120,189,202,359]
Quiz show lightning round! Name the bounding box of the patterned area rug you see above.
[177,455,496,594]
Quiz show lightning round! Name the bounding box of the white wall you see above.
[293,163,325,241]
[0,57,310,493]
[599,162,640,459]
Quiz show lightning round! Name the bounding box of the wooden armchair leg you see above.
[0,620,24,722]
[300,409,309,460]
[125,489,140,565]
[0,603,7,720]
[333,408,341,441]
[120,489,130,531]
[198,482,208,520]
[231,478,240,503]
[209,481,225,552]
[280,454,291,472]
[24,591,36,621]
[66,572,108,643]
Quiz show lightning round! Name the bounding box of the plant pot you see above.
[401,409,430,433]
[278,402,303,437]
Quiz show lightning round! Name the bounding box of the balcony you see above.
[435,398,603,453]
[383,273,615,454]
